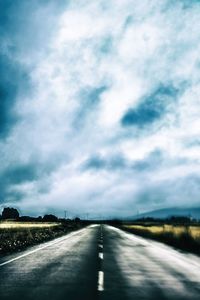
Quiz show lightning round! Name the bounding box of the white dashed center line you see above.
[97,225,104,292]
[98,271,104,291]
[99,252,103,260]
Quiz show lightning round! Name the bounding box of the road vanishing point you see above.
[0,225,200,300]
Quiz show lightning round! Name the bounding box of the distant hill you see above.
[129,207,200,220]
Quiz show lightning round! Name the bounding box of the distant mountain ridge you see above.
[129,207,200,220]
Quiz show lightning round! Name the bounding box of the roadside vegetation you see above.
[122,217,200,255]
[0,220,86,255]
[0,207,88,255]
[0,222,60,229]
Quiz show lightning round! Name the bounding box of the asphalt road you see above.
[0,225,200,300]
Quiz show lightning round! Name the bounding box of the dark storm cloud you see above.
[0,160,56,204]
[0,0,68,42]
[0,188,24,203]
[84,156,106,170]
[121,84,179,127]
[0,0,44,52]
[135,173,200,209]
[0,0,56,139]
[0,163,38,202]
[0,55,31,138]
[3,164,38,184]
[0,0,74,141]
[83,154,126,171]
[83,150,164,173]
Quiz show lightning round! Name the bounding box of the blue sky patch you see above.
[121,84,179,127]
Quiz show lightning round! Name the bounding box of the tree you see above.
[2,207,19,220]
[43,214,58,222]
[74,217,81,223]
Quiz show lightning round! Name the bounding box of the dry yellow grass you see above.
[124,225,200,241]
[0,221,60,229]
[189,226,200,239]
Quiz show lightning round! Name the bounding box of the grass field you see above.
[122,224,200,255]
[0,221,82,254]
[0,221,60,229]
[124,224,200,239]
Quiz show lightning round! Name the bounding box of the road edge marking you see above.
[0,227,87,267]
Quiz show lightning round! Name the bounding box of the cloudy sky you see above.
[1,0,200,218]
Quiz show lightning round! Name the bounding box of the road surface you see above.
[0,225,200,300]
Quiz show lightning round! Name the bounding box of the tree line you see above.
[0,207,63,222]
